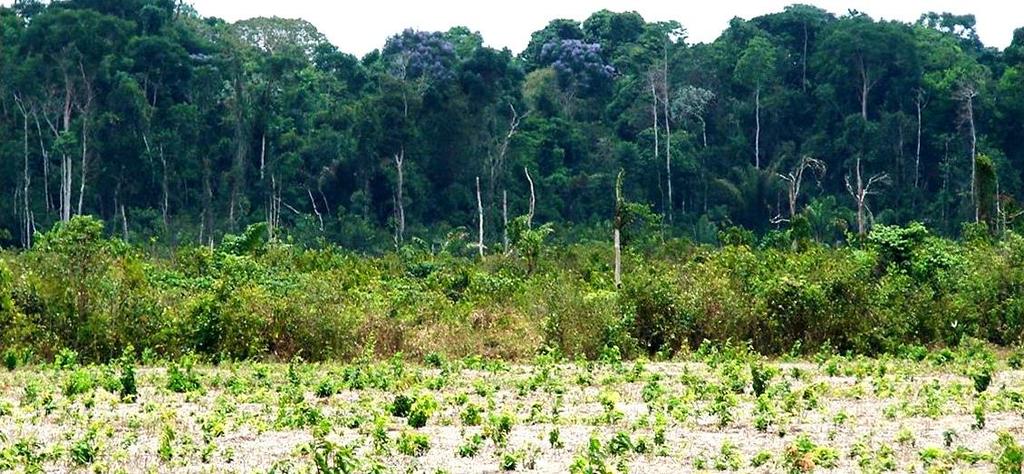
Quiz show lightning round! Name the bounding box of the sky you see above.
[175,0,1021,56]
[2,1,1019,54]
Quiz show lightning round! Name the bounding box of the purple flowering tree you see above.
[538,39,615,95]
[382,29,457,83]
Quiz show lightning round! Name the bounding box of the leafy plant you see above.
[397,431,430,457]
[407,394,438,428]
[166,355,201,393]
[457,434,483,458]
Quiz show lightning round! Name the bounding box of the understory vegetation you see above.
[2,216,1024,365]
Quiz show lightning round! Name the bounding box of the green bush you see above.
[3,219,1024,362]
[620,264,692,356]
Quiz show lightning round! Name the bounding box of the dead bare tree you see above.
[13,93,31,248]
[393,148,406,244]
[778,156,826,219]
[75,61,95,217]
[955,82,979,221]
[613,170,624,288]
[490,103,527,245]
[502,190,509,252]
[649,71,660,212]
[845,156,889,236]
[856,55,878,121]
[475,176,484,258]
[662,47,674,223]
[524,166,536,229]
[307,188,324,231]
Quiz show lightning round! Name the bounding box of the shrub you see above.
[397,431,430,456]
[407,394,437,428]
[620,264,692,356]
[167,355,201,393]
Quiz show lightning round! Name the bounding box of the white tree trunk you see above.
[394,149,406,243]
[502,190,508,252]
[77,115,87,216]
[614,228,621,287]
[15,96,32,247]
[663,55,673,222]
[525,166,535,229]
[968,94,978,222]
[754,86,761,169]
[476,176,484,258]
[308,188,324,231]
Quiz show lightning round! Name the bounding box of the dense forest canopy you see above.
[1,1,1023,251]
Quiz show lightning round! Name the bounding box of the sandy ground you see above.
[1,358,1023,473]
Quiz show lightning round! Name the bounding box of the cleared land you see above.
[2,349,1024,473]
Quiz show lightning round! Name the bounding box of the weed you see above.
[407,394,438,428]
[167,356,201,393]
[457,433,483,458]
[995,432,1023,474]
[397,431,430,457]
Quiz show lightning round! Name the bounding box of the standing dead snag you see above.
[502,190,509,252]
[778,156,826,220]
[845,156,889,236]
[13,93,32,248]
[393,148,406,244]
[914,88,927,189]
[955,81,980,221]
[614,170,624,288]
[649,70,660,214]
[662,46,673,222]
[524,167,536,229]
[476,176,484,258]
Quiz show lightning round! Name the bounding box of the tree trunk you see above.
[394,149,405,244]
[650,77,660,204]
[859,57,870,120]
[754,85,761,169]
[663,55,673,223]
[33,114,52,214]
[613,170,624,288]
[202,157,214,246]
[914,90,925,190]
[699,116,707,149]
[259,132,266,181]
[230,76,247,231]
[855,157,865,236]
[160,146,169,230]
[525,167,536,228]
[476,176,484,259]
[61,74,73,222]
[968,94,978,222]
[77,114,87,216]
[121,204,128,241]
[308,188,324,231]
[16,97,32,248]
[502,190,509,252]
[614,228,621,287]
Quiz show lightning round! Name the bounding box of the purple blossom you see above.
[383,29,456,83]
[538,39,614,94]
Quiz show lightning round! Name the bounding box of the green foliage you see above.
[166,355,202,393]
[751,362,773,396]
[407,394,438,428]
[397,431,431,457]
[458,434,483,458]
[70,428,99,466]
[996,432,1024,474]
[620,263,691,356]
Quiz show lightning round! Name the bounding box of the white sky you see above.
[179,0,1021,55]
[3,1,1019,53]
